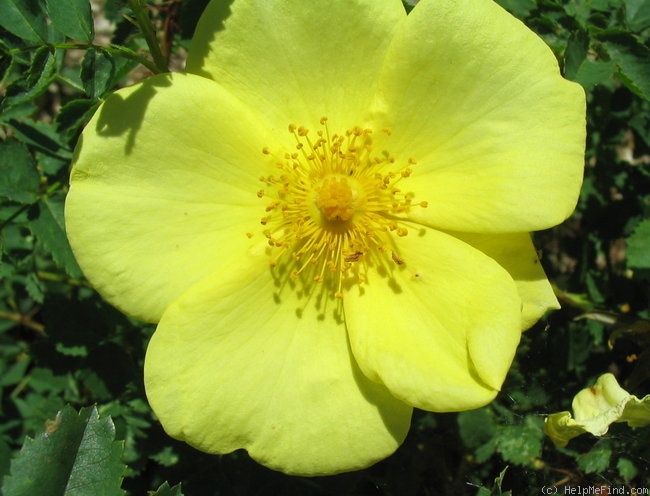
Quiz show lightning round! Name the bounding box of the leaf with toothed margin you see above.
[3,405,126,496]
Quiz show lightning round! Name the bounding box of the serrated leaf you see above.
[0,101,38,125]
[627,219,650,269]
[25,273,45,303]
[27,367,69,394]
[81,48,116,99]
[29,196,83,278]
[0,0,48,42]
[495,417,543,466]
[3,405,126,496]
[150,482,184,496]
[458,408,496,450]
[574,60,616,89]
[56,99,101,141]
[2,45,57,111]
[45,0,93,42]
[604,39,650,100]
[617,457,638,480]
[150,446,179,467]
[0,139,40,203]
[5,119,71,160]
[577,439,612,473]
[475,437,497,463]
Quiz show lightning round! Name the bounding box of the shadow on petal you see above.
[95,73,173,154]
[186,0,236,79]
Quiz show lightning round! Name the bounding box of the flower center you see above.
[257,118,427,298]
[316,176,356,222]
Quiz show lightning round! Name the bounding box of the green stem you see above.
[127,0,168,73]
[551,283,595,312]
[37,271,88,287]
[8,41,162,75]
[0,310,45,334]
[107,44,161,74]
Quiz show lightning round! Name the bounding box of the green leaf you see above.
[402,1,415,14]
[0,355,30,386]
[29,196,83,278]
[475,466,512,496]
[495,0,537,18]
[25,272,45,303]
[1,45,57,111]
[495,417,543,466]
[603,39,650,100]
[0,42,14,84]
[625,0,650,31]
[5,119,71,160]
[3,405,126,496]
[0,437,12,482]
[627,218,650,269]
[56,99,101,142]
[0,101,38,125]
[475,437,497,463]
[617,457,638,480]
[45,0,93,42]
[0,139,40,203]
[150,482,184,496]
[0,0,48,42]
[81,48,116,99]
[458,408,496,450]
[577,439,612,473]
[574,59,616,89]
[150,447,179,467]
[564,29,589,80]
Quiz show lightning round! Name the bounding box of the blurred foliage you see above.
[0,0,649,494]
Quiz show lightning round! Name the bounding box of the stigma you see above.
[257,117,427,298]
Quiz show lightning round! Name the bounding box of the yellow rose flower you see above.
[65,0,585,475]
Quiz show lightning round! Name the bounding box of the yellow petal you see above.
[372,0,585,232]
[65,73,269,322]
[544,373,650,447]
[186,0,406,131]
[145,259,411,476]
[344,227,522,412]
[448,232,559,330]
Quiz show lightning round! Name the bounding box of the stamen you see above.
[256,118,427,297]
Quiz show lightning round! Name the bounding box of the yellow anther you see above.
[254,118,427,298]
